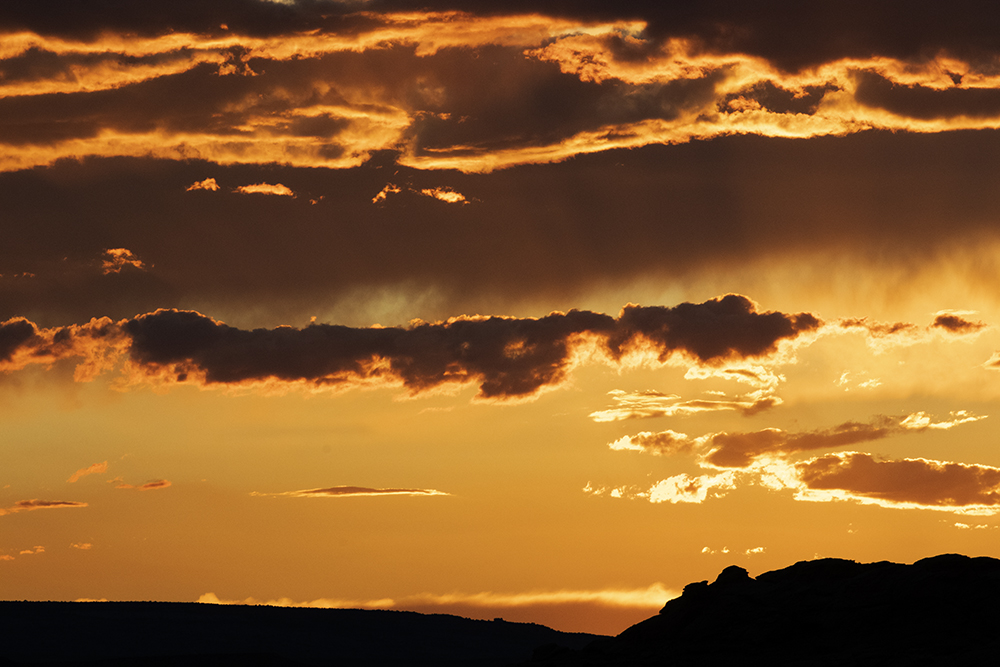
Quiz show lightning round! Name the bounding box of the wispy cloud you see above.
[201,583,673,609]
[67,461,108,483]
[233,182,295,196]
[0,499,88,517]
[186,177,220,192]
[251,486,449,498]
[113,479,171,491]
[839,311,989,351]
[372,183,470,205]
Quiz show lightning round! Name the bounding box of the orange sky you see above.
[4,0,1000,635]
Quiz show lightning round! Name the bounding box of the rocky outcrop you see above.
[529,554,1000,666]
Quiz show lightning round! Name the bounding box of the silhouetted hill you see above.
[0,602,600,666]
[527,553,1000,666]
[5,555,999,666]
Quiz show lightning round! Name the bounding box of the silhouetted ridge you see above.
[0,603,599,666]
[529,554,1000,666]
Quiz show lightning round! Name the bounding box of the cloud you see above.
[608,294,820,363]
[646,472,737,504]
[186,177,220,191]
[702,418,900,469]
[7,8,1000,174]
[372,183,469,204]
[252,485,449,498]
[8,129,1000,332]
[70,542,93,550]
[600,449,1000,514]
[608,429,693,455]
[419,187,468,204]
[371,183,402,203]
[596,407,995,512]
[113,479,171,490]
[0,315,129,381]
[607,412,987,469]
[101,249,145,275]
[0,499,87,516]
[19,545,44,555]
[0,295,820,401]
[67,460,108,483]
[198,582,676,633]
[590,385,779,422]
[931,311,987,335]
[233,182,295,196]
[789,452,1000,513]
[984,352,1000,371]
[839,311,989,351]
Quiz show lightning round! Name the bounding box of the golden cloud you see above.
[67,461,108,483]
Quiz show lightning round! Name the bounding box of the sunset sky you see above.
[5,0,1000,635]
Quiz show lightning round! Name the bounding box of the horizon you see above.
[4,0,1000,637]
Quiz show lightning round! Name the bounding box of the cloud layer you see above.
[6,3,1000,173]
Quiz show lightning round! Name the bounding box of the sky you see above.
[4,0,1000,635]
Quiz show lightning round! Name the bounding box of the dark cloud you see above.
[608,295,820,363]
[854,70,1000,121]
[0,319,35,362]
[796,452,1000,509]
[4,129,1000,328]
[0,42,721,164]
[704,417,897,468]
[406,46,723,156]
[0,0,376,41]
[2,295,820,400]
[120,296,814,398]
[932,313,987,334]
[719,81,838,116]
[8,1,1000,75]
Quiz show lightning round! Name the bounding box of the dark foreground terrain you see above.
[530,553,1000,666]
[0,602,599,666]
[3,554,999,666]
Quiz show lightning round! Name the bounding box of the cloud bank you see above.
[6,3,1000,173]
[0,294,821,400]
[600,411,996,513]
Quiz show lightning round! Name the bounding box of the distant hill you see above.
[0,602,601,666]
[527,553,1000,666]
